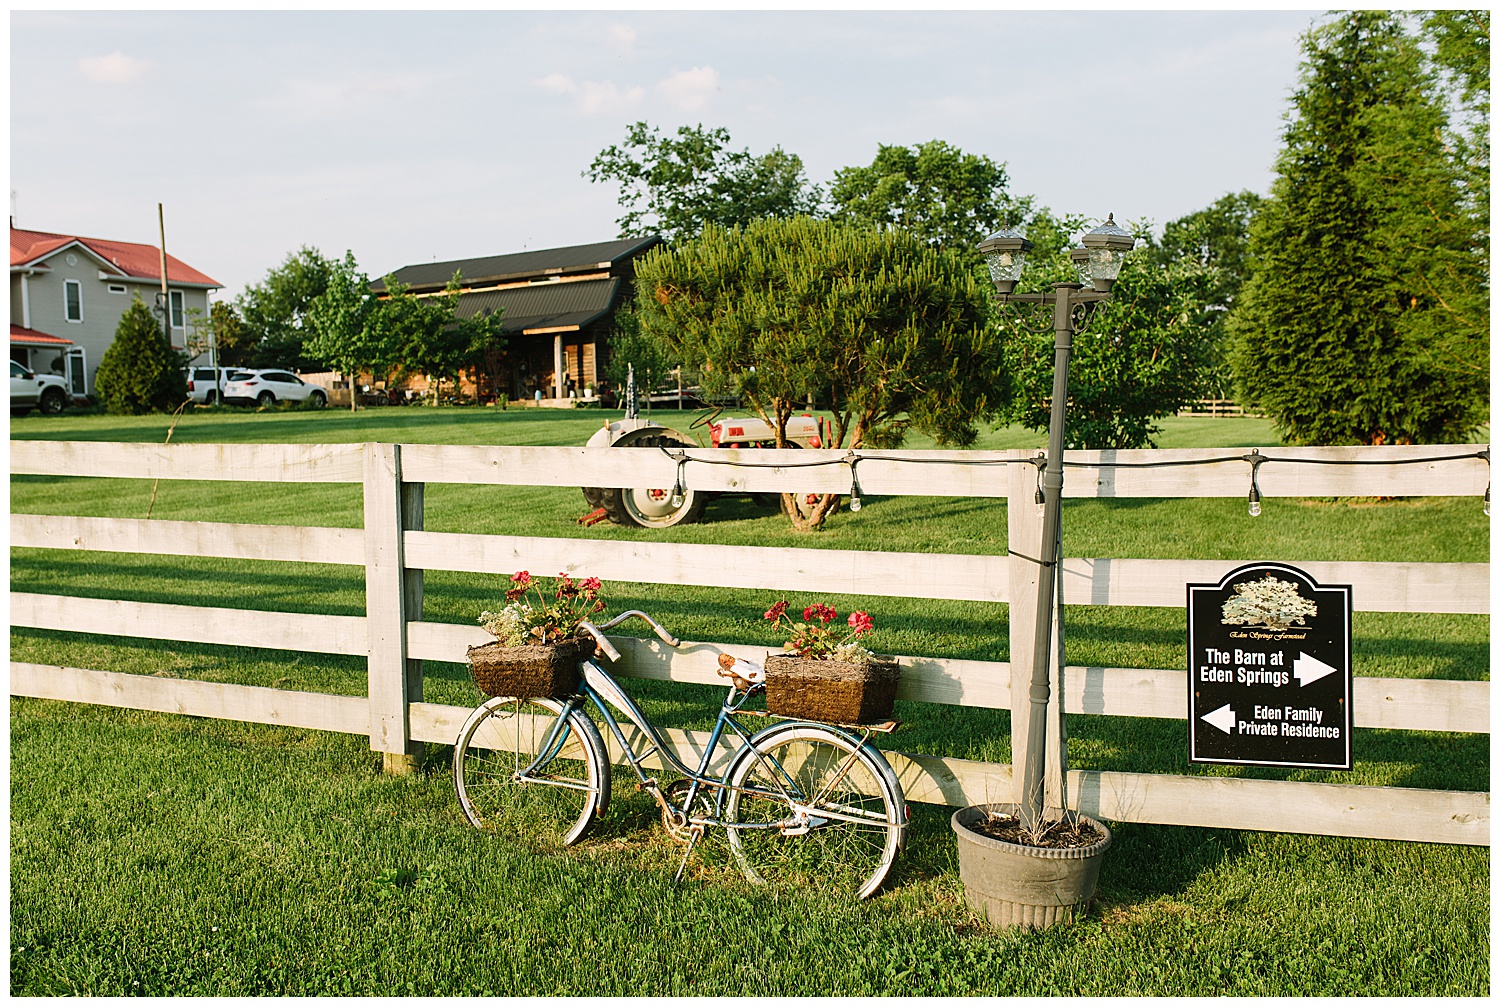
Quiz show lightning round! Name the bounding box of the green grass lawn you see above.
[10,405,1490,995]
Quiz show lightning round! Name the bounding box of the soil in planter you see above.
[967,812,1107,850]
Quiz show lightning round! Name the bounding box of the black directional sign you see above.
[1187,562,1352,770]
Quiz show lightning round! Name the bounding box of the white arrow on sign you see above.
[1201,703,1236,734]
[1293,652,1338,687]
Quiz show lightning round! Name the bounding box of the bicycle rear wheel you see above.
[723,724,904,900]
[453,696,610,847]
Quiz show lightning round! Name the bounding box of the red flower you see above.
[581,577,602,598]
[511,570,532,588]
[764,600,789,621]
[847,611,874,635]
[505,587,524,602]
[804,604,836,625]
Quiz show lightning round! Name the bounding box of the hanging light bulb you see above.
[669,455,687,508]
[1485,483,1491,517]
[1035,486,1047,519]
[848,493,862,512]
[1245,450,1264,517]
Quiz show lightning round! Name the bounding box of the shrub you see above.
[94,297,190,415]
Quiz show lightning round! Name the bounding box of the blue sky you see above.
[12,10,1321,301]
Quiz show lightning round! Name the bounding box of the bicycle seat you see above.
[716,653,765,692]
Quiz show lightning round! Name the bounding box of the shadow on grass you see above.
[10,554,365,616]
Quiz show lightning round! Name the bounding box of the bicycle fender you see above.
[736,720,908,849]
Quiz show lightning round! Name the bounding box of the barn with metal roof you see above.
[372,236,661,402]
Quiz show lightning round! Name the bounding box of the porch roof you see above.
[10,324,74,347]
[454,277,622,335]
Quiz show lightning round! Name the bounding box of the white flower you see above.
[831,641,875,664]
[478,602,532,646]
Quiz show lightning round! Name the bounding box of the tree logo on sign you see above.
[1220,575,1318,631]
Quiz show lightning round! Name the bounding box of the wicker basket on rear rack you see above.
[764,655,901,725]
[466,637,595,699]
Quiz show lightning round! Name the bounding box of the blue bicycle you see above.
[453,610,907,900]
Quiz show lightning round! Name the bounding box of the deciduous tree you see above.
[1140,191,1262,400]
[586,122,820,242]
[829,140,1022,258]
[383,274,462,403]
[1001,213,1221,449]
[304,252,388,411]
[237,246,334,370]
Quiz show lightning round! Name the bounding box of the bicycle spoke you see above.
[453,697,608,848]
[725,727,901,900]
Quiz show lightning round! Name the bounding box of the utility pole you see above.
[157,204,171,346]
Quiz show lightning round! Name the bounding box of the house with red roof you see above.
[10,222,221,400]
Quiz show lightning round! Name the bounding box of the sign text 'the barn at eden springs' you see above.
[1188,563,1353,770]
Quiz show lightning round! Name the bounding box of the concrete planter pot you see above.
[951,803,1112,930]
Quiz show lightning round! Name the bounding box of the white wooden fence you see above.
[10,439,1490,846]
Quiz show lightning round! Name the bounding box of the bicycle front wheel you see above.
[453,696,610,848]
[724,724,903,900]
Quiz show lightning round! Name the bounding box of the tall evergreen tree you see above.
[94,297,190,415]
[634,217,1003,528]
[1231,12,1488,444]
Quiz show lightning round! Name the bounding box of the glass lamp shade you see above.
[1080,214,1135,292]
[1069,246,1092,286]
[978,228,1033,294]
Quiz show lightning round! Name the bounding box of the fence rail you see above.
[10,439,1490,846]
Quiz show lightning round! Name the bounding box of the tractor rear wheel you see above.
[583,427,709,528]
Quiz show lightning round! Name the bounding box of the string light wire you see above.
[654,445,1490,512]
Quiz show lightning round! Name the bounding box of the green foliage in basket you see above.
[479,571,606,646]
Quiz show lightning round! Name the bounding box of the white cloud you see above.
[655,66,720,112]
[608,23,637,55]
[534,73,644,115]
[76,51,151,84]
[247,70,450,123]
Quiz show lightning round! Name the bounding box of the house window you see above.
[64,280,83,322]
[170,290,184,329]
[108,284,126,295]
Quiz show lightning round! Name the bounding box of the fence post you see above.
[363,442,423,775]
[1006,459,1067,814]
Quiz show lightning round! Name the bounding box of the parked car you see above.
[222,369,327,408]
[10,360,70,417]
[185,366,239,405]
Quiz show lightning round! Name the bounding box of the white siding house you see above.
[10,224,221,399]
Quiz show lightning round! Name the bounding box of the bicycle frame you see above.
[517,654,882,835]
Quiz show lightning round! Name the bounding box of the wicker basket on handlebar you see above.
[764,655,900,725]
[466,637,594,699]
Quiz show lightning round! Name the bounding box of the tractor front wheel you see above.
[582,427,709,529]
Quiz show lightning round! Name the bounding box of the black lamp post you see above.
[978,215,1135,834]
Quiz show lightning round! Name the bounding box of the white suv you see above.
[222,369,327,408]
[10,360,70,417]
[185,366,238,405]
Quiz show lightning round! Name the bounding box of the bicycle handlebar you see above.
[576,610,681,664]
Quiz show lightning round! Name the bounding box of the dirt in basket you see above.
[966,813,1106,850]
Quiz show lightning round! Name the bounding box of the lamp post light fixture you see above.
[979,214,1136,835]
